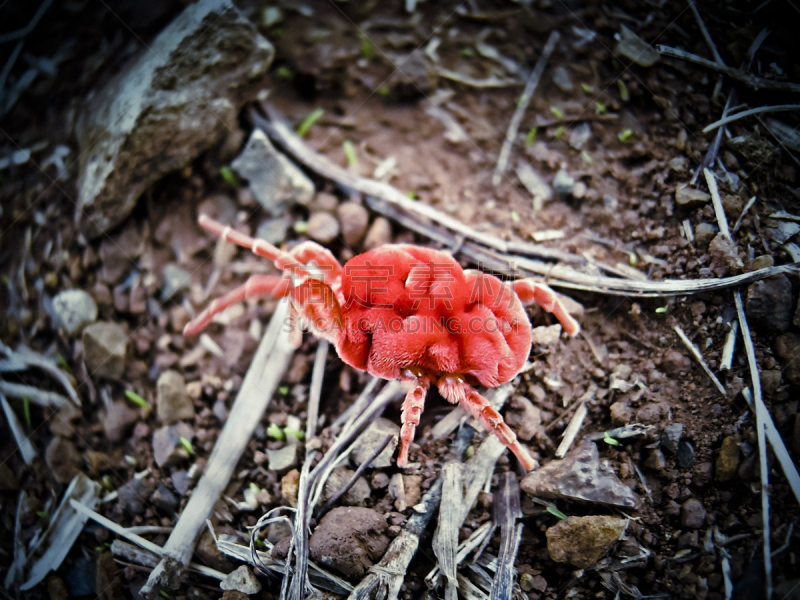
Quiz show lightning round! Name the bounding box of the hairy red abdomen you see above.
[333,245,532,386]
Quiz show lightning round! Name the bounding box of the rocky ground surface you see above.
[1,1,799,599]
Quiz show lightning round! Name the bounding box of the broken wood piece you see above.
[555,401,587,458]
[140,299,294,598]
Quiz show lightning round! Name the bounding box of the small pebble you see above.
[307,212,340,244]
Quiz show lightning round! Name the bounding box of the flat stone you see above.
[644,449,666,472]
[553,169,575,196]
[351,418,400,469]
[568,122,591,150]
[322,466,371,506]
[363,217,392,250]
[82,322,127,379]
[76,0,274,237]
[161,264,192,301]
[307,212,340,244]
[680,498,706,529]
[517,162,552,208]
[102,400,140,443]
[746,275,793,333]
[505,396,543,441]
[615,25,659,67]
[716,435,740,481]
[53,290,98,335]
[551,65,574,91]
[157,370,194,424]
[675,183,710,207]
[660,423,683,453]
[256,216,291,246]
[309,507,390,579]
[267,444,299,472]
[220,566,261,595]
[232,129,313,215]
[281,469,299,507]
[337,202,370,247]
[546,515,627,568]
[152,422,193,468]
[520,442,639,509]
[676,440,696,469]
[609,401,634,425]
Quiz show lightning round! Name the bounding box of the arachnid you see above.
[184,215,580,470]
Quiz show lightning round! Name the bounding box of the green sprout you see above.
[511,210,520,223]
[278,385,289,395]
[296,108,324,138]
[277,65,294,80]
[581,150,592,165]
[629,252,638,266]
[554,125,565,139]
[23,396,31,429]
[580,82,594,94]
[283,427,305,440]
[377,86,390,96]
[267,422,285,441]
[460,47,474,57]
[465,445,475,459]
[294,221,308,234]
[160,591,174,600]
[617,79,629,101]
[618,129,633,143]
[36,510,49,521]
[125,390,151,409]
[595,101,607,114]
[549,105,564,119]
[124,455,138,466]
[359,33,373,60]
[525,127,538,147]
[219,166,240,190]
[179,436,194,455]
[546,505,566,520]
[655,305,668,314]
[101,475,114,492]
[343,140,358,168]
[604,431,621,446]
[56,354,71,373]
[407,191,419,200]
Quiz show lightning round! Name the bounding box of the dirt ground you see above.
[1,1,799,599]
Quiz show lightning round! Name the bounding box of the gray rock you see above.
[232,129,314,215]
[197,194,237,225]
[551,66,574,92]
[256,216,291,246]
[695,223,718,251]
[776,333,800,387]
[676,440,696,469]
[517,162,552,208]
[520,442,639,509]
[152,483,179,515]
[267,444,299,472]
[546,515,627,568]
[351,418,400,469]
[153,422,193,468]
[307,212,340,244]
[363,217,392,250]
[309,507,390,579]
[660,423,683,453]
[322,466,371,506]
[337,202,370,247]
[505,396,543,441]
[615,25,659,67]
[553,169,575,197]
[102,400,140,442]
[82,322,127,379]
[76,0,274,238]
[709,233,744,272]
[53,290,98,335]
[675,183,710,207]
[157,370,194,424]
[746,275,793,333]
[644,449,666,472]
[161,263,191,301]
[568,122,592,150]
[679,498,706,529]
[220,566,262,595]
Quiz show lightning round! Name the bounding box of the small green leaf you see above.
[546,505,566,520]
[125,389,150,409]
[581,150,592,165]
[160,591,174,600]
[525,127,538,146]
[460,47,474,57]
[124,455,138,466]
[511,210,520,223]
[580,82,594,94]
[255,537,266,548]
[277,65,294,80]
[377,85,390,96]
[554,125,565,139]
[407,191,419,200]
[56,354,71,373]
[517,93,529,108]
[617,79,629,101]
[343,140,358,168]
[219,166,240,190]
[594,101,607,114]
[278,385,289,395]
[249,482,261,493]
[267,422,285,441]
[296,108,324,138]
[283,427,305,440]
[629,252,638,266]
[294,221,308,234]
[95,545,107,553]
[23,396,31,429]
[618,129,633,143]
[37,510,49,520]
[179,436,194,455]
[655,305,668,314]
[465,445,475,459]
[102,475,114,492]
[604,431,621,446]
[359,33,373,60]
[549,105,564,119]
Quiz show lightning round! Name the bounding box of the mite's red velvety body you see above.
[185,215,580,470]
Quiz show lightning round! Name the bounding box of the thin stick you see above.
[703,105,800,134]
[704,169,731,239]
[555,401,587,458]
[0,393,36,464]
[673,325,727,396]
[306,340,328,444]
[493,31,560,186]
[733,292,772,600]
[732,196,757,234]
[720,320,739,371]
[656,45,800,93]
[687,0,724,65]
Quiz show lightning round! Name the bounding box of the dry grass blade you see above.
[702,105,800,134]
[0,342,80,405]
[0,393,36,464]
[433,463,463,600]
[141,299,294,598]
[555,401,587,458]
[493,31,560,186]
[673,324,726,396]
[0,380,71,408]
[490,472,523,600]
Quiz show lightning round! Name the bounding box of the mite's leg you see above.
[438,375,538,471]
[512,279,581,336]
[183,275,291,337]
[287,241,343,283]
[397,373,431,467]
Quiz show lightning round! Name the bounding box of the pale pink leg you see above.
[513,279,580,336]
[438,375,538,471]
[397,376,430,467]
[183,275,290,337]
